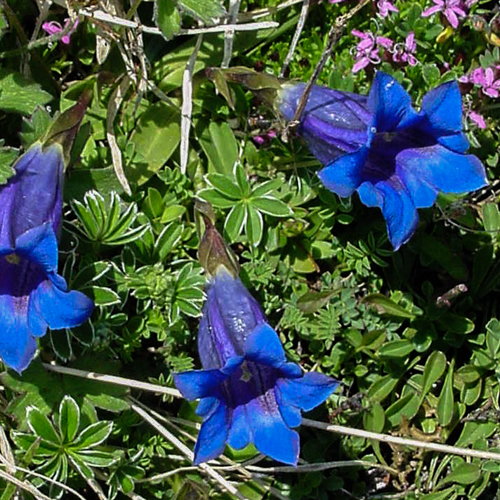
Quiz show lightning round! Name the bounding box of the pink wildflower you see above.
[422,0,466,29]
[377,0,398,17]
[351,30,393,73]
[464,67,500,98]
[468,110,486,129]
[42,18,79,45]
[392,32,418,66]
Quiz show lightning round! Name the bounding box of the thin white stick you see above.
[279,0,310,77]
[0,467,52,500]
[79,9,277,36]
[302,419,500,462]
[246,460,397,474]
[222,0,242,68]
[43,364,500,463]
[130,403,248,500]
[180,34,203,175]
[42,363,182,397]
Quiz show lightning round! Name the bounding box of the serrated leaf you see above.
[154,0,181,40]
[0,70,52,115]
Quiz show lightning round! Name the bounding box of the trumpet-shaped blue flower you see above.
[174,267,338,465]
[0,143,93,372]
[279,72,488,249]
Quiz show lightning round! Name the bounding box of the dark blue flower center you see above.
[364,124,437,182]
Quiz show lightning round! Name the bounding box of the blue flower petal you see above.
[275,389,302,428]
[227,405,251,450]
[277,372,339,413]
[420,81,469,153]
[395,163,437,208]
[196,397,219,417]
[318,148,367,197]
[397,146,487,194]
[30,279,94,333]
[248,396,299,465]
[0,292,37,373]
[11,224,58,274]
[244,323,286,367]
[174,369,228,400]
[368,72,417,132]
[360,178,419,250]
[193,402,229,465]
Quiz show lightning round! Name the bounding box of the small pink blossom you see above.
[42,18,79,45]
[377,0,399,17]
[422,0,467,29]
[463,67,500,98]
[392,32,418,66]
[468,110,486,129]
[351,30,393,73]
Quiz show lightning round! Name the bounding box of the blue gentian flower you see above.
[279,72,488,249]
[174,266,338,465]
[0,143,93,372]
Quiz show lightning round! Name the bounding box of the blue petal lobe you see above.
[252,412,300,465]
[196,397,219,417]
[227,405,251,450]
[420,81,469,153]
[396,162,437,208]
[244,323,286,367]
[275,389,302,428]
[368,72,416,132]
[277,372,339,413]
[364,178,419,250]
[30,279,94,334]
[14,224,58,273]
[397,146,488,194]
[174,369,227,400]
[0,293,37,373]
[357,181,381,207]
[318,148,367,197]
[193,402,229,464]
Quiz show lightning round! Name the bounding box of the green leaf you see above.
[224,203,246,241]
[197,121,238,175]
[420,351,446,403]
[179,0,226,24]
[156,223,183,260]
[154,0,181,40]
[58,396,80,443]
[482,203,500,234]
[378,339,414,359]
[0,145,17,184]
[128,102,181,185]
[27,407,60,443]
[206,173,242,199]
[73,421,113,449]
[385,390,420,426]
[437,362,454,426]
[363,402,385,432]
[367,375,399,403]
[0,70,52,115]
[245,205,263,246]
[252,196,292,217]
[362,294,416,319]
[437,462,481,487]
[90,286,121,306]
[235,164,251,197]
[198,188,237,209]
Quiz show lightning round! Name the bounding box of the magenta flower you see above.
[352,30,393,73]
[377,0,398,17]
[42,18,79,45]
[422,0,466,29]
[468,110,486,129]
[463,67,500,98]
[392,33,418,66]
